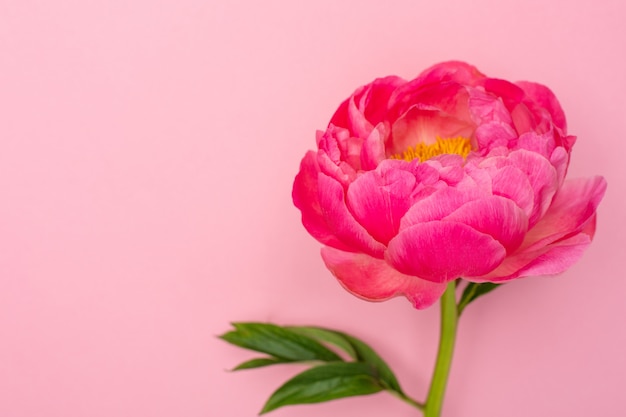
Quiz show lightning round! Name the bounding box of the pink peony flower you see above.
[292,61,606,309]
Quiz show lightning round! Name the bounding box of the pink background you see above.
[1,1,624,416]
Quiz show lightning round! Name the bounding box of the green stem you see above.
[423,281,458,417]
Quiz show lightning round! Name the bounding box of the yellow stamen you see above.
[390,136,472,162]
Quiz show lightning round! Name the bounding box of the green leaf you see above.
[287,326,358,360]
[288,326,403,394]
[458,282,501,315]
[260,362,383,414]
[219,322,343,362]
[232,357,289,371]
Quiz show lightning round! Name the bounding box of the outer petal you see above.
[346,167,416,245]
[292,151,352,251]
[443,196,528,253]
[321,246,447,309]
[317,173,386,257]
[412,61,485,88]
[386,221,506,283]
[507,149,559,226]
[516,81,567,133]
[475,226,594,282]
[521,176,606,251]
[330,76,405,135]
[491,165,535,217]
[400,186,483,228]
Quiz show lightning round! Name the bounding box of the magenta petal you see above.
[346,167,416,245]
[386,221,506,283]
[360,123,388,170]
[317,173,386,257]
[491,165,535,217]
[444,196,528,253]
[292,152,352,251]
[516,81,567,133]
[321,247,447,309]
[508,149,559,226]
[400,186,482,227]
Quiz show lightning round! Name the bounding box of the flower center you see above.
[391,136,472,162]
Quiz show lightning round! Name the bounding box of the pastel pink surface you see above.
[0,1,624,417]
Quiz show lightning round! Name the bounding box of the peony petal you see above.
[473,121,517,150]
[330,76,405,135]
[507,149,559,226]
[491,165,535,217]
[292,152,352,251]
[443,196,528,253]
[317,173,386,257]
[321,247,447,309]
[360,122,388,170]
[400,185,482,228]
[516,81,567,133]
[521,176,606,251]
[390,106,475,156]
[386,221,506,283]
[346,167,416,245]
[413,61,485,87]
[359,76,405,126]
[474,230,593,282]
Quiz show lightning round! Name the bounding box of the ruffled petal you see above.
[491,165,535,217]
[390,106,475,156]
[507,149,559,226]
[360,122,388,170]
[292,152,352,250]
[522,176,606,251]
[474,228,594,282]
[317,173,386,257]
[443,196,528,253]
[346,167,416,245]
[330,76,405,135]
[516,81,567,133]
[386,221,506,283]
[321,247,447,309]
[400,185,483,228]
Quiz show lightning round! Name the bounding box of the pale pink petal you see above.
[292,152,352,251]
[522,176,606,251]
[467,86,514,126]
[317,173,386,257]
[517,131,556,159]
[346,168,416,245]
[443,196,529,253]
[389,106,475,156]
[474,230,593,282]
[473,121,517,150]
[386,221,506,283]
[321,247,447,309]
